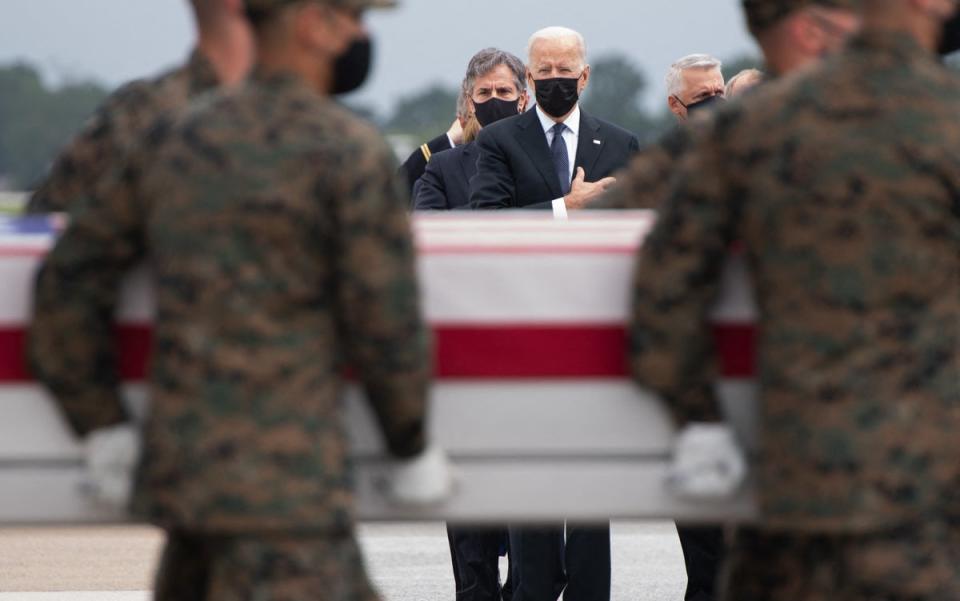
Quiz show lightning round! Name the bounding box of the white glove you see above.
[81,423,141,510]
[387,444,456,506]
[666,423,747,499]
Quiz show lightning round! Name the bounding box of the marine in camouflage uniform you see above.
[25,0,253,215]
[29,0,425,599]
[628,0,960,598]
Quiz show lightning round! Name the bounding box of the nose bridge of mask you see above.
[686,93,725,115]
[474,97,521,127]
[534,76,581,118]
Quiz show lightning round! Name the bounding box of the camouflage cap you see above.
[245,0,396,14]
[743,0,859,34]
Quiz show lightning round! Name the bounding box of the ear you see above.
[222,0,244,13]
[668,96,686,120]
[793,11,827,55]
[296,3,348,56]
[518,90,530,113]
[526,70,536,91]
[579,64,591,93]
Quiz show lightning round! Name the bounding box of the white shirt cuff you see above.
[552,197,568,220]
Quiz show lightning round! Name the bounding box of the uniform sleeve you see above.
[413,155,450,211]
[598,128,694,210]
[628,119,741,427]
[28,155,148,436]
[27,82,150,215]
[332,134,430,459]
[398,133,451,195]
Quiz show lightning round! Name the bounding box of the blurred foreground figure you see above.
[606,3,860,600]
[26,0,255,214]
[600,0,861,210]
[724,68,765,98]
[29,0,454,599]
[629,0,960,599]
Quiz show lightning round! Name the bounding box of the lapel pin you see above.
[593,139,602,145]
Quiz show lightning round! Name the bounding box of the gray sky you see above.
[0,0,759,117]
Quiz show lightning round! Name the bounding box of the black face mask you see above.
[939,10,960,55]
[534,77,580,118]
[685,94,726,116]
[674,93,725,117]
[331,37,372,95]
[474,97,521,127]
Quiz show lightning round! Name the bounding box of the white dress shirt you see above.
[536,104,581,220]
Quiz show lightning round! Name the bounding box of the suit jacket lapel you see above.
[574,111,604,178]
[459,143,478,183]
[514,110,563,198]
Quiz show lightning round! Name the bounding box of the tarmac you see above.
[0,521,688,600]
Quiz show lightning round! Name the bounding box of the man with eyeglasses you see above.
[600,0,861,211]
[666,54,726,123]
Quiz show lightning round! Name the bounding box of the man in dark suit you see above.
[412,139,478,210]
[415,48,531,601]
[469,27,639,219]
[467,26,641,601]
[415,48,529,211]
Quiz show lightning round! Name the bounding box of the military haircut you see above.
[244,0,304,31]
[743,0,862,35]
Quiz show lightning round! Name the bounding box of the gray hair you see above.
[665,54,723,97]
[527,26,587,69]
[725,68,765,98]
[462,48,527,103]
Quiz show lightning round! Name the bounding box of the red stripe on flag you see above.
[0,325,153,382]
[0,323,755,383]
[434,325,629,378]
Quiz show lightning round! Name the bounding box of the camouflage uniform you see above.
[628,24,960,601]
[596,125,695,210]
[29,4,423,598]
[26,51,219,214]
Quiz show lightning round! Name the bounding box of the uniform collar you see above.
[250,67,316,96]
[184,49,221,95]
[848,30,934,64]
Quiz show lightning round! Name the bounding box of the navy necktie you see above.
[550,123,571,196]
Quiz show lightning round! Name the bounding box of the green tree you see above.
[383,83,459,143]
[0,63,107,189]
[581,53,666,142]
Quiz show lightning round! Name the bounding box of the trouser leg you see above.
[676,524,724,601]
[563,522,611,601]
[206,531,380,601]
[507,525,565,601]
[722,522,960,601]
[153,530,214,601]
[448,524,510,601]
